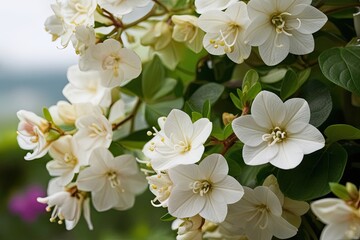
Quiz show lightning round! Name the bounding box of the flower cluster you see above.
[15,0,360,238]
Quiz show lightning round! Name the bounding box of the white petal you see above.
[293,5,328,34]
[203,33,226,56]
[83,198,93,230]
[191,118,212,147]
[200,195,227,223]
[164,109,193,143]
[245,15,272,46]
[259,31,290,66]
[276,0,298,12]
[108,154,138,175]
[311,198,352,224]
[121,172,147,195]
[225,2,249,25]
[289,31,314,55]
[232,115,268,147]
[287,124,325,154]
[198,10,230,33]
[168,190,205,218]
[251,91,286,129]
[269,141,304,169]
[255,186,283,216]
[117,48,142,86]
[243,142,278,166]
[283,98,310,126]
[320,223,349,240]
[114,190,135,210]
[195,0,238,14]
[270,214,298,239]
[168,164,199,188]
[227,35,251,64]
[212,176,244,204]
[247,0,277,17]
[199,154,228,182]
[76,168,106,192]
[92,183,119,212]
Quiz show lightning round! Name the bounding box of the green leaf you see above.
[160,212,176,222]
[142,56,166,101]
[192,111,203,122]
[277,143,347,201]
[242,69,259,91]
[244,82,262,103]
[43,107,53,122]
[188,83,224,112]
[300,80,332,127]
[117,129,150,150]
[325,124,360,144]
[223,124,233,139]
[202,100,211,119]
[230,92,242,110]
[260,68,287,83]
[329,182,351,201]
[319,46,360,95]
[280,69,298,100]
[145,98,184,126]
[297,68,311,88]
[152,78,178,100]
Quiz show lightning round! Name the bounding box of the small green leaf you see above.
[160,212,176,222]
[277,143,347,201]
[46,130,60,142]
[188,83,224,112]
[192,111,203,122]
[325,124,360,144]
[230,92,242,110]
[152,78,178,100]
[223,124,233,139]
[280,69,298,100]
[117,129,150,150]
[319,46,360,95]
[260,68,287,83]
[329,182,351,201]
[202,100,211,119]
[242,69,259,91]
[245,82,262,102]
[43,107,53,122]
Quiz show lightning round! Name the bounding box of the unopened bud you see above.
[222,112,236,125]
[346,182,359,200]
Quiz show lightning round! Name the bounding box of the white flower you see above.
[147,172,173,207]
[198,2,251,64]
[45,0,97,47]
[46,135,88,186]
[263,175,309,228]
[16,110,51,160]
[72,25,96,55]
[232,91,325,169]
[49,101,103,126]
[142,109,212,171]
[63,65,112,108]
[76,148,147,211]
[171,15,204,53]
[167,154,244,223]
[172,215,203,240]
[79,39,142,87]
[223,186,298,240]
[311,198,360,240]
[195,0,239,14]
[73,111,113,154]
[97,0,150,16]
[37,179,93,230]
[245,0,327,66]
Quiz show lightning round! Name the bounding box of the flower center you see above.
[102,54,121,77]
[209,23,240,53]
[271,12,302,47]
[88,123,106,137]
[174,140,191,153]
[262,127,287,146]
[190,180,212,196]
[64,153,78,166]
[247,204,270,230]
[107,171,122,189]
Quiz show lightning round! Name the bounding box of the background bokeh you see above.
[0,1,172,239]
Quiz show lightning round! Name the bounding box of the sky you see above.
[0,0,77,71]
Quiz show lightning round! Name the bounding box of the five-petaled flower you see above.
[232,91,325,169]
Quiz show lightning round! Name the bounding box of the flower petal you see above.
[198,10,231,33]
[168,190,205,218]
[199,154,228,182]
[270,141,303,169]
[283,98,310,126]
[243,142,278,166]
[287,124,325,154]
[212,176,244,204]
[320,223,349,240]
[191,118,212,147]
[164,109,193,143]
[289,31,314,55]
[232,115,268,147]
[244,15,272,46]
[292,5,328,34]
[251,91,286,129]
[259,30,290,66]
[311,198,352,224]
[200,195,227,223]
[270,214,298,239]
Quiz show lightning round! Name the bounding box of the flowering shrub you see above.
[17,0,360,239]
